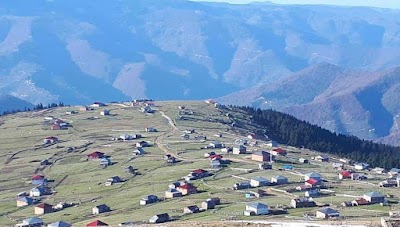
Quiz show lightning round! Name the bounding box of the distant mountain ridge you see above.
[218,63,400,145]
[0,95,34,114]
[1,0,400,105]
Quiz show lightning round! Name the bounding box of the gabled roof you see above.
[45,136,58,140]
[178,183,197,190]
[86,220,109,226]
[48,221,72,227]
[18,196,33,203]
[192,169,207,174]
[185,205,199,211]
[272,175,288,180]
[247,202,268,209]
[94,204,109,210]
[364,191,384,198]
[210,154,223,160]
[87,151,104,158]
[353,198,369,205]
[32,175,45,180]
[306,178,319,185]
[251,176,268,182]
[36,203,52,209]
[272,148,286,153]
[253,151,271,156]
[23,217,43,225]
[305,172,321,178]
[339,171,352,177]
[318,207,339,215]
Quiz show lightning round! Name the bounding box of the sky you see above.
[191,0,400,9]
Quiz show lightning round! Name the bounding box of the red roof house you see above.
[271,148,287,156]
[87,151,105,159]
[177,183,198,195]
[305,178,320,187]
[192,169,206,174]
[86,220,109,227]
[209,154,223,160]
[339,171,352,179]
[32,175,45,180]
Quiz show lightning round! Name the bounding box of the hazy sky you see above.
[192,0,400,9]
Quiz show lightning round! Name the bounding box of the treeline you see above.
[239,106,400,169]
[1,102,66,116]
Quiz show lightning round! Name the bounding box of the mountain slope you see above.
[1,0,400,105]
[219,64,400,145]
[0,95,34,114]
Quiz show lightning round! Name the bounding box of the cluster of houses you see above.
[44,116,71,131]
[87,151,112,168]
[342,191,386,207]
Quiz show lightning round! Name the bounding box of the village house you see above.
[233,181,251,190]
[34,203,53,215]
[315,155,329,162]
[99,157,111,167]
[195,135,207,140]
[252,151,275,162]
[43,136,58,144]
[181,133,190,140]
[266,140,278,147]
[184,129,195,134]
[296,185,313,191]
[250,177,270,187]
[183,205,200,214]
[291,197,316,208]
[133,147,145,156]
[234,138,248,146]
[16,217,43,227]
[363,192,385,204]
[86,220,109,227]
[79,106,90,112]
[91,102,106,107]
[100,110,110,116]
[209,141,223,149]
[202,200,215,210]
[282,165,293,171]
[304,172,322,182]
[47,221,72,227]
[316,207,340,219]
[30,187,45,197]
[221,147,233,153]
[136,141,149,148]
[299,158,309,164]
[351,173,367,181]
[87,151,105,160]
[92,204,110,215]
[191,169,210,179]
[140,195,158,205]
[373,167,387,174]
[165,188,183,198]
[271,175,288,185]
[351,198,369,206]
[149,213,170,224]
[244,202,269,216]
[271,148,287,156]
[165,154,176,164]
[305,188,320,198]
[141,106,154,113]
[332,162,344,170]
[245,192,257,199]
[105,176,122,186]
[210,154,223,161]
[354,163,370,170]
[168,182,183,189]
[233,145,246,154]
[17,197,34,207]
[390,168,400,176]
[177,183,198,195]
[210,159,222,169]
[305,178,321,188]
[32,175,47,185]
[379,179,398,187]
[145,127,157,132]
[259,162,272,170]
[339,171,352,180]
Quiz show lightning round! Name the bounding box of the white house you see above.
[244,202,269,216]
[354,163,369,170]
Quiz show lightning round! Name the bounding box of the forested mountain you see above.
[236,106,400,169]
